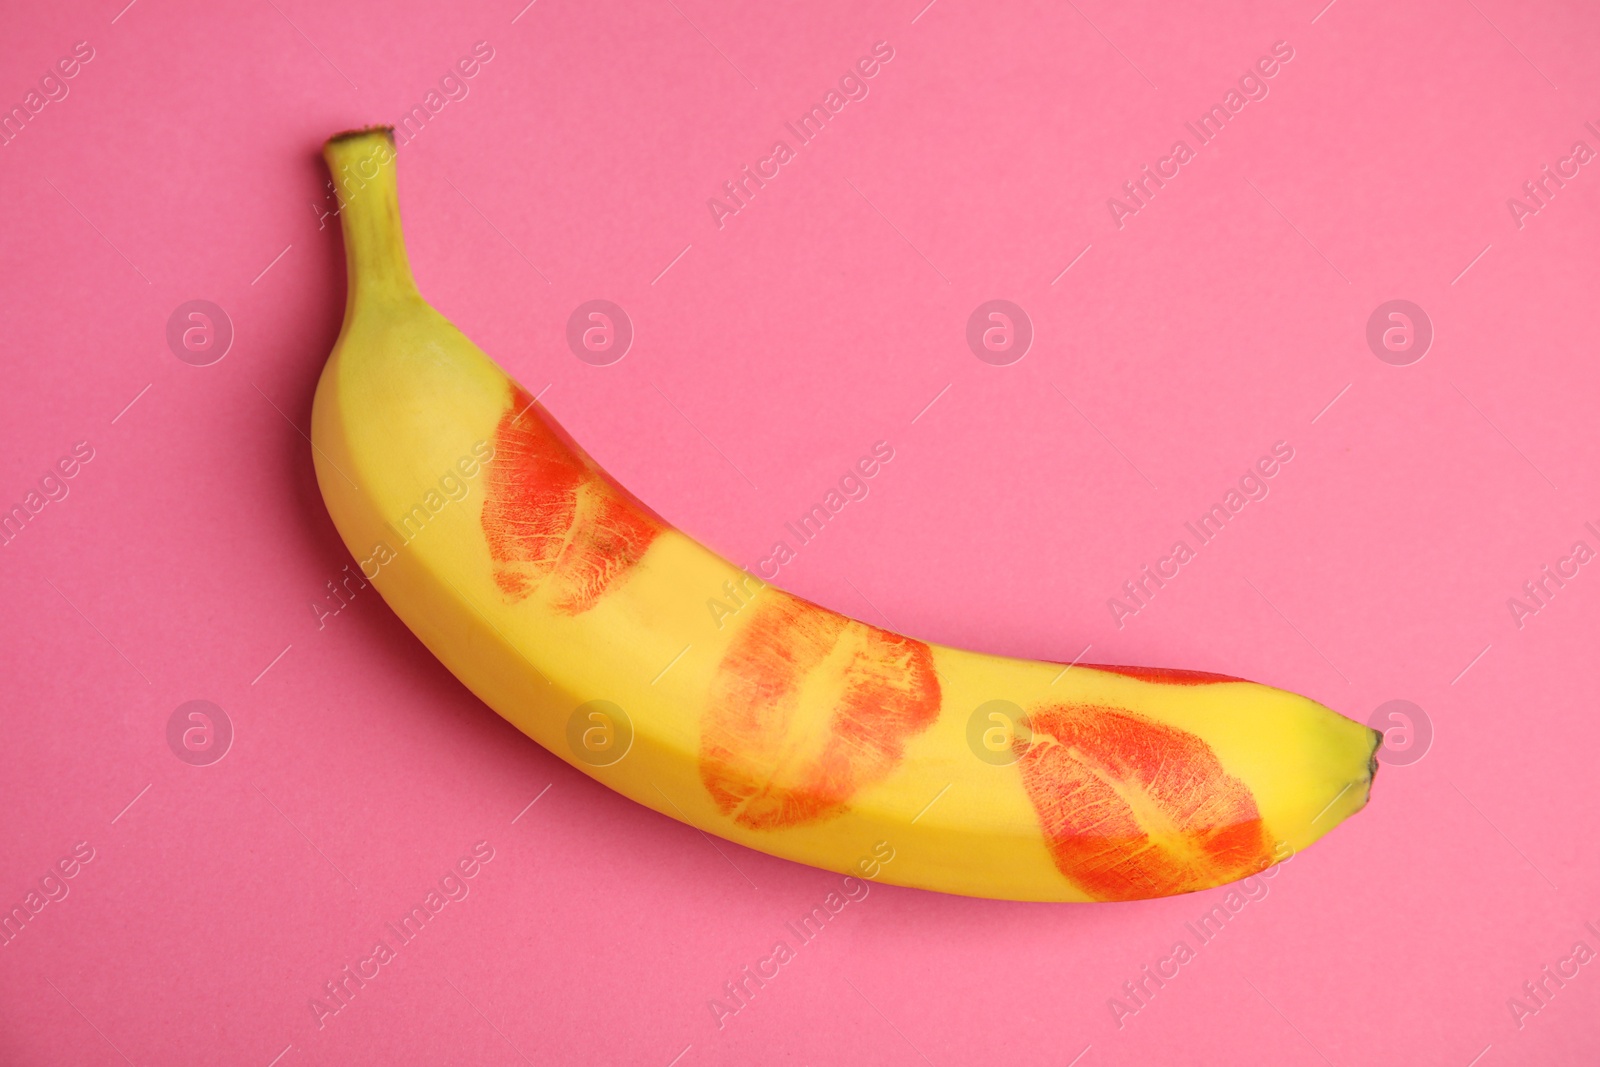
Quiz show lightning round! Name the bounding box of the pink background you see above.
[3,0,1599,1063]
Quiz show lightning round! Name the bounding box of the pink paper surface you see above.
[3,1,1599,1064]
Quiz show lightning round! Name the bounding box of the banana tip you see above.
[1365,724,1383,790]
[325,125,396,148]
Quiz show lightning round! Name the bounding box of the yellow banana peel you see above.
[310,127,1379,902]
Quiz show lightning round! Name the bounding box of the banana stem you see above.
[323,127,418,305]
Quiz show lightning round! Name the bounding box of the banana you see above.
[310,127,1379,902]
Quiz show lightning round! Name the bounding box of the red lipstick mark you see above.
[481,383,662,614]
[700,597,941,830]
[1015,704,1272,900]
[1084,664,1242,686]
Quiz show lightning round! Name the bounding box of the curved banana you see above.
[310,128,1379,902]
